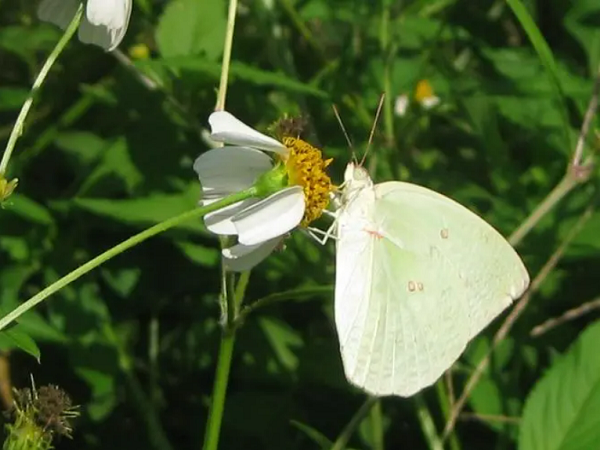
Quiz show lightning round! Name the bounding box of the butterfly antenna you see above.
[332,104,356,164]
[360,93,385,167]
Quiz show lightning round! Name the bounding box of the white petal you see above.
[232,186,305,246]
[38,0,80,29]
[194,147,272,200]
[421,96,441,109]
[394,94,409,117]
[204,198,258,235]
[86,0,129,29]
[222,238,283,272]
[209,111,287,154]
[79,0,132,50]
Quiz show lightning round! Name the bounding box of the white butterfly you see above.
[333,162,530,397]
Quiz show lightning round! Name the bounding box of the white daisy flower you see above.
[38,0,132,51]
[194,111,332,271]
[394,79,440,117]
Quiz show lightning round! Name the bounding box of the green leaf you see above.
[0,88,28,112]
[0,327,41,361]
[174,240,219,267]
[290,420,333,449]
[54,131,107,164]
[505,0,571,149]
[519,320,600,450]
[258,317,303,372]
[75,366,117,421]
[78,138,143,194]
[101,268,141,298]
[141,58,328,98]
[564,0,600,73]
[72,184,205,233]
[156,0,226,60]
[8,194,55,225]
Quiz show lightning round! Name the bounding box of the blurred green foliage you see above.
[1,0,600,449]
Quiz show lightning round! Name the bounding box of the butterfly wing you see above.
[335,181,529,397]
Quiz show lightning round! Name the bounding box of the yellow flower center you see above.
[414,79,434,102]
[281,137,333,226]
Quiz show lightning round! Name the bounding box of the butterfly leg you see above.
[306,222,338,245]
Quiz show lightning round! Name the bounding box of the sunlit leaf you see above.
[519,320,600,450]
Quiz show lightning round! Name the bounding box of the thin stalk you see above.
[415,394,443,450]
[202,268,251,450]
[237,286,333,322]
[201,0,241,447]
[0,187,257,332]
[215,0,239,111]
[380,3,395,149]
[202,331,236,450]
[331,397,378,450]
[233,271,251,318]
[0,5,83,175]
[435,379,461,450]
[508,173,578,246]
[277,0,326,63]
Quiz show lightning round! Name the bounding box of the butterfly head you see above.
[341,162,373,204]
[344,162,372,185]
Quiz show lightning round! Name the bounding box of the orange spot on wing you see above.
[364,229,384,239]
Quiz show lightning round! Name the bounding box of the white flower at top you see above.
[38,0,132,51]
[194,111,332,271]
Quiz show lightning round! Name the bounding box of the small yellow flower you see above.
[129,43,150,60]
[395,79,440,117]
[414,79,440,109]
[0,176,18,203]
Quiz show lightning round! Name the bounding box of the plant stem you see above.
[369,399,385,450]
[202,0,241,446]
[508,173,577,246]
[0,5,83,175]
[202,269,250,450]
[237,286,333,322]
[435,379,461,450]
[202,331,235,450]
[0,187,257,332]
[215,0,239,112]
[331,397,378,450]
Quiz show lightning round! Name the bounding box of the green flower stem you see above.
[202,271,251,450]
[0,5,83,176]
[237,286,333,323]
[202,331,235,450]
[203,0,241,447]
[0,187,257,332]
[215,0,239,111]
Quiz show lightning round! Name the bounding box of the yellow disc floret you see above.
[414,79,434,102]
[281,137,333,226]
